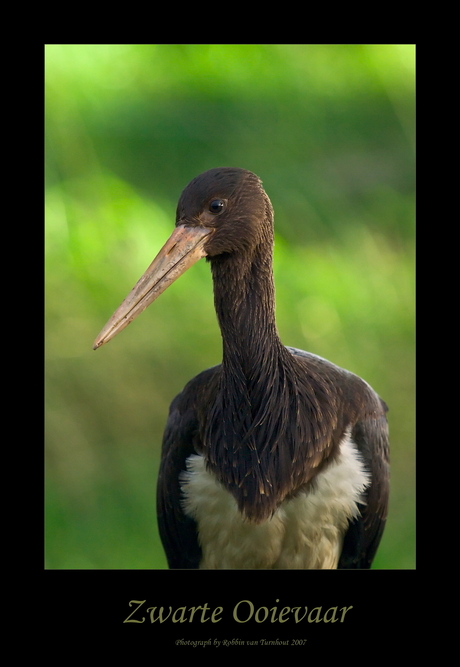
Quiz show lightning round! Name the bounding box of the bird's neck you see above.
[211,241,284,374]
[206,239,344,523]
[207,242,313,522]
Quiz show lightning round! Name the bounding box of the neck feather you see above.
[204,238,340,522]
[212,238,281,371]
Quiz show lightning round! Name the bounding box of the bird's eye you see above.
[209,199,225,214]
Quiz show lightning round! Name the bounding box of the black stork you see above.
[94,167,389,569]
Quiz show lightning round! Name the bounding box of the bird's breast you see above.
[179,432,370,569]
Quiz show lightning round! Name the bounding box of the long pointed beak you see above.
[93,224,213,349]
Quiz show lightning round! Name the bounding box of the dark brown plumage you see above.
[94,167,389,569]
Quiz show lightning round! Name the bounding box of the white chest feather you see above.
[180,434,370,569]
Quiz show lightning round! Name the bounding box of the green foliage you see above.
[45,44,415,569]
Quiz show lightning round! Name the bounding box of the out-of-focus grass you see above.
[45,44,414,569]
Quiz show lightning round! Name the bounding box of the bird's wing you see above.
[338,412,390,569]
[288,347,390,569]
[156,367,220,569]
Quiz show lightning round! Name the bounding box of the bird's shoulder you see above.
[287,346,388,417]
[160,364,222,463]
[168,364,221,420]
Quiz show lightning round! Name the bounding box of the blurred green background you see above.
[45,44,415,569]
